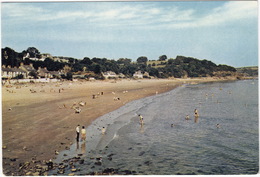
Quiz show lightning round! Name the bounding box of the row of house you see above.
[102,70,150,79]
[2,63,64,79]
[2,62,151,80]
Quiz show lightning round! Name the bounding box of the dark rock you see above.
[103,168,117,174]
[10,158,17,162]
[121,170,132,175]
[96,157,102,161]
[107,153,114,157]
[139,151,145,156]
[79,159,84,164]
[144,161,152,166]
[94,161,102,166]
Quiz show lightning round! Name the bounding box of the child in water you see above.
[194,109,199,117]
[139,114,144,125]
[102,127,106,135]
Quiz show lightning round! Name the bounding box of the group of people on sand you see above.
[76,125,106,142]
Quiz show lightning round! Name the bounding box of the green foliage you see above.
[26,47,40,58]
[159,55,167,61]
[1,47,20,67]
[2,47,237,79]
[137,56,148,64]
[29,71,38,79]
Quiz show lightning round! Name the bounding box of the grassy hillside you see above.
[236,66,258,77]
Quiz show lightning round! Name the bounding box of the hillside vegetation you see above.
[2,47,240,79]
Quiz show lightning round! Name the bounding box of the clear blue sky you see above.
[1,1,258,67]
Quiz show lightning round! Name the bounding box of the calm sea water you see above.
[52,80,259,175]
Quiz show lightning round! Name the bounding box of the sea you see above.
[51,79,259,175]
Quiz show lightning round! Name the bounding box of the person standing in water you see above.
[139,114,144,125]
[81,126,86,141]
[102,127,106,135]
[76,125,80,142]
[194,109,199,117]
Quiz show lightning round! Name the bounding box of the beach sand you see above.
[1,77,234,175]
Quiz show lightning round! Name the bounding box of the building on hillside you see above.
[102,71,118,79]
[49,71,63,79]
[37,67,52,78]
[41,53,52,60]
[2,65,27,79]
[143,72,150,78]
[133,70,143,79]
[118,73,126,78]
[19,63,37,78]
[62,65,71,74]
[23,53,44,61]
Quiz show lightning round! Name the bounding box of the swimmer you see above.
[101,127,106,135]
[194,109,199,117]
[185,115,190,120]
[216,124,220,128]
[139,114,144,125]
[171,124,174,127]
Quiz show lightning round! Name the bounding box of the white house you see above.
[2,65,27,79]
[133,71,143,79]
[102,71,118,79]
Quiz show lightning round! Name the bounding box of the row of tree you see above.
[2,47,237,79]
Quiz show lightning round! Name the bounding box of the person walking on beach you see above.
[76,125,80,142]
[81,126,86,141]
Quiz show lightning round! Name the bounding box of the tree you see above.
[80,57,92,65]
[2,47,19,67]
[26,47,40,58]
[117,58,132,65]
[137,56,148,64]
[66,72,73,80]
[93,64,101,74]
[159,55,167,61]
[29,71,38,79]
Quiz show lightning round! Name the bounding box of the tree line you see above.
[2,47,237,79]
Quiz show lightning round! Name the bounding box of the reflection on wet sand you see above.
[140,124,144,133]
[194,116,199,123]
[81,142,86,154]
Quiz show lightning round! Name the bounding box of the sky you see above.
[1,1,258,67]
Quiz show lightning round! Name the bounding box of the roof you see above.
[2,66,26,73]
[38,67,50,73]
[20,65,36,72]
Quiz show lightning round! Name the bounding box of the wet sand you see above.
[1,77,235,175]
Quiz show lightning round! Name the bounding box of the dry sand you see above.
[1,77,233,174]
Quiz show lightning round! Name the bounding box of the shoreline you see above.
[2,77,243,175]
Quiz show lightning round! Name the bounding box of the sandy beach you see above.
[1,77,236,175]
